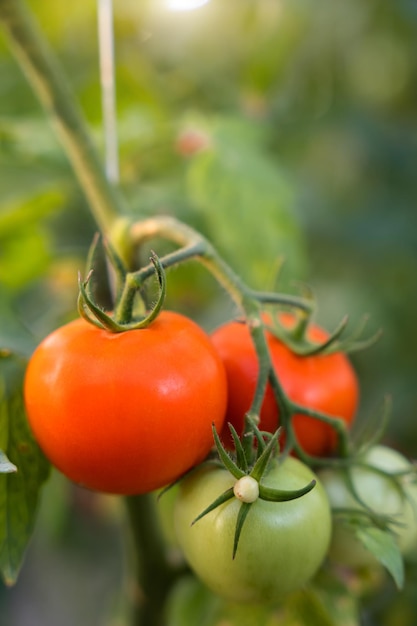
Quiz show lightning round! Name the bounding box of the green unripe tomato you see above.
[319,445,417,569]
[174,457,331,604]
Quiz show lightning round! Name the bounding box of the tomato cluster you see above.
[24,309,417,606]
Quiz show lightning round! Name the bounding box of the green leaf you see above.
[0,295,37,355]
[0,187,63,234]
[164,575,223,626]
[350,395,392,454]
[285,588,338,626]
[355,526,404,589]
[0,188,64,292]
[0,117,64,167]
[187,116,307,291]
[0,353,50,585]
[312,571,361,626]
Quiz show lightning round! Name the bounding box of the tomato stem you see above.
[127,216,354,462]
[124,494,180,626]
[114,272,140,325]
[129,216,313,315]
[243,313,273,423]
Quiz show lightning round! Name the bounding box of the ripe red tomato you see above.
[24,312,227,495]
[211,314,359,456]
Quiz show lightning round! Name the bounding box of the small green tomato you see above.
[174,457,331,604]
[319,445,417,569]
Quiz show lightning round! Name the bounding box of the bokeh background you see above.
[0,0,416,624]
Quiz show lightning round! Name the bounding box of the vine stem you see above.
[128,216,313,314]
[126,216,315,428]
[124,494,179,626]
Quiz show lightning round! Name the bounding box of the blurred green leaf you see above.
[0,295,36,355]
[312,573,361,626]
[187,116,307,290]
[0,187,63,231]
[165,574,359,626]
[165,574,287,626]
[0,116,64,166]
[284,588,338,626]
[355,526,404,589]
[164,575,222,626]
[0,353,50,585]
[0,188,64,291]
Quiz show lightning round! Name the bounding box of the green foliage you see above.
[355,526,404,589]
[0,189,63,292]
[0,297,36,355]
[165,575,359,626]
[0,353,50,585]
[187,116,307,289]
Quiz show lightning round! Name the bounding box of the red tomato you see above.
[24,312,227,495]
[211,314,359,456]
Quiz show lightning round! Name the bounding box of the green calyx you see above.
[265,308,382,357]
[77,234,166,332]
[192,421,316,559]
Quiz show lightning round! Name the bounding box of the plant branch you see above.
[124,494,178,626]
[129,216,313,316]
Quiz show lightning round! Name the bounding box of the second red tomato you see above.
[211,314,359,457]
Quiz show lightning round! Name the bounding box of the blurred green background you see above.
[1,0,416,624]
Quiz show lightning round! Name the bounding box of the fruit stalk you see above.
[125,494,178,626]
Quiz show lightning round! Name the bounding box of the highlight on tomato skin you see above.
[210,313,359,457]
[23,311,228,495]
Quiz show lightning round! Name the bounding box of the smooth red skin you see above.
[211,316,359,457]
[24,312,227,495]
